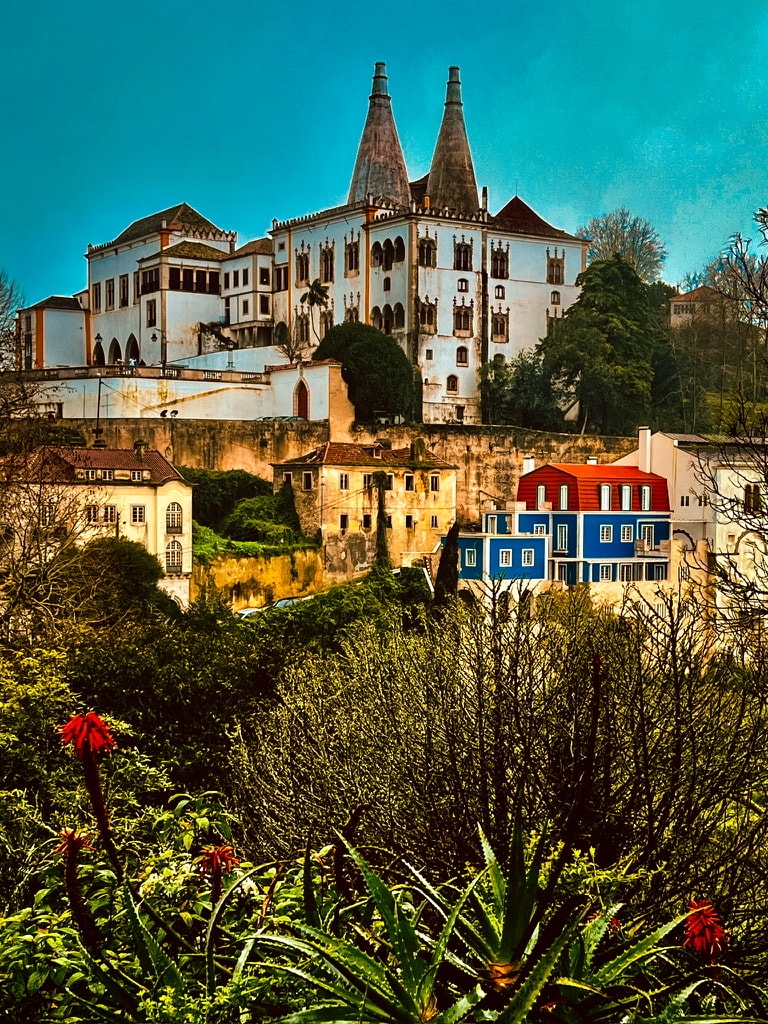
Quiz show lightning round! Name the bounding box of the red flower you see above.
[199,845,240,877]
[684,899,727,964]
[59,713,116,761]
[55,829,95,857]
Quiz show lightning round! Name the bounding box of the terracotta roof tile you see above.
[110,204,224,246]
[276,441,455,469]
[25,295,83,311]
[160,241,228,261]
[11,447,185,486]
[233,238,273,257]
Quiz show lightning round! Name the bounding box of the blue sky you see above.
[3,0,768,304]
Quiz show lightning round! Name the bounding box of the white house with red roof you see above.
[4,442,193,605]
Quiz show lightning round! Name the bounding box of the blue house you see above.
[452,508,549,592]
[516,463,671,585]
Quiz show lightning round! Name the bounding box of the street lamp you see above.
[151,331,167,371]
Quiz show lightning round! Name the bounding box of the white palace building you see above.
[15,64,586,426]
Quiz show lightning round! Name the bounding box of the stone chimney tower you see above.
[347,63,410,207]
[426,67,479,215]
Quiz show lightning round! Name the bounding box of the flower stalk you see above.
[56,829,102,955]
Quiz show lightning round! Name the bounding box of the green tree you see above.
[314,322,414,422]
[480,351,564,428]
[578,207,667,283]
[538,255,655,434]
[300,278,329,344]
[433,520,460,606]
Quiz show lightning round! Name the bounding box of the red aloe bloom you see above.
[684,899,727,964]
[199,845,240,906]
[60,713,116,760]
[55,828,95,857]
[199,845,240,877]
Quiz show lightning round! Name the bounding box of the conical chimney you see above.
[426,67,479,214]
[347,63,410,207]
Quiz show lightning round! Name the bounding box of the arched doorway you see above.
[93,341,105,366]
[108,338,122,364]
[126,334,140,363]
[294,379,309,419]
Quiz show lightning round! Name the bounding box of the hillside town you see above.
[4,48,768,1022]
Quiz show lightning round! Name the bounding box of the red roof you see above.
[517,463,670,512]
[9,447,185,486]
[492,196,582,242]
[275,441,455,470]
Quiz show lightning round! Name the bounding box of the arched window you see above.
[457,278,469,292]
[547,254,564,285]
[319,310,333,339]
[294,379,309,419]
[108,338,122,364]
[296,313,310,343]
[447,375,459,393]
[296,251,310,285]
[456,346,469,366]
[454,240,472,271]
[383,239,394,271]
[419,300,436,331]
[320,244,334,284]
[491,245,508,279]
[166,502,183,533]
[495,285,505,299]
[93,339,105,366]
[165,540,183,573]
[393,303,405,329]
[371,306,382,330]
[492,312,508,342]
[550,290,561,305]
[453,303,472,334]
[345,240,359,274]
[344,305,359,323]
[393,236,405,262]
[371,242,383,267]
[382,304,393,335]
[383,276,391,292]
[418,238,436,268]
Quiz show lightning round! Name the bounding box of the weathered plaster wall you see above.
[191,548,324,609]
[63,418,638,521]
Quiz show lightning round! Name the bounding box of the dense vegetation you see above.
[3,561,768,1020]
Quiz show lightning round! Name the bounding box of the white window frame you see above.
[522,548,534,567]
[103,505,116,524]
[339,472,349,490]
[556,524,568,551]
[559,484,569,510]
[620,485,631,510]
[619,563,633,581]
[499,549,512,567]
[599,484,611,510]
[600,525,613,543]
[130,505,146,525]
[465,548,477,567]
[537,484,546,508]
[534,523,546,536]
[640,485,651,511]
[599,564,612,581]
[621,524,633,542]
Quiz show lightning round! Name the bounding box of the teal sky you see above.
[3,0,768,304]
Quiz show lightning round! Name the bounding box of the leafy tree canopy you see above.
[578,207,667,283]
[538,255,656,435]
[314,322,414,423]
[178,467,270,531]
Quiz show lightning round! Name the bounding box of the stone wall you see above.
[64,418,638,522]
[191,548,324,610]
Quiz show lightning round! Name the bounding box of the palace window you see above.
[550,290,561,305]
[393,236,405,262]
[146,300,157,327]
[419,299,437,331]
[446,375,458,393]
[275,266,289,291]
[418,237,436,268]
[456,346,469,366]
[495,285,505,299]
[320,244,334,284]
[344,304,359,322]
[105,279,115,311]
[490,244,509,279]
[296,313,310,343]
[371,242,383,267]
[454,239,472,271]
[119,275,129,308]
[259,267,270,285]
[92,282,102,312]
[296,251,310,286]
[345,239,359,275]
[457,278,469,292]
[141,268,159,294]
[547,252,564,285]
[453,301,472,335]
[491,310,508,342]
[383,239,394,271]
